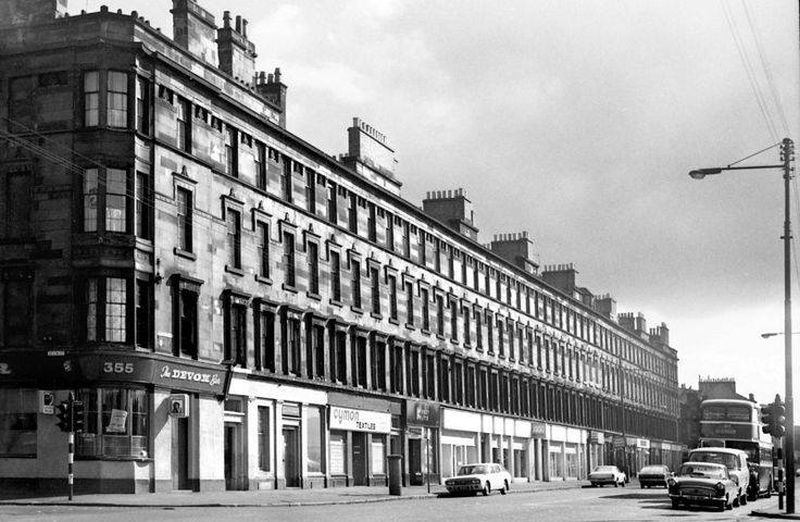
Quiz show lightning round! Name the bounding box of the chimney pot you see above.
[223,10,231,27]
[235,15,242,32]
[242,19,248,37]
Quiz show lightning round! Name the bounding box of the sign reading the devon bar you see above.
[153,362,223,393]
[329,406,391,434]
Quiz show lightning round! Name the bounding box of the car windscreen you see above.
[679,464,726,480]
[593,466,616,472]
[640,466,664,474]
[688,452,737,470]
[459,465,488,475]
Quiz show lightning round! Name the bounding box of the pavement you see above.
[0,478,586,508]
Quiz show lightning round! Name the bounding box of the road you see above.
[0,485,781,521]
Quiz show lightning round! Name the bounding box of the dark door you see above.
[352,432,367,485]
[172,417,189,490]
[224,423,241,490]
[409,438,422,485]
[283,427,301,487]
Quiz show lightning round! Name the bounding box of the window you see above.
[354,336,367,387]
[283,232,295,287]
[387,274,398,321]
[176,187,193,252]
[256,309,275,372]
[82,167,130,234]
[475,309,483,350]
[106,168,127,232]
[421,288,430,331]
[497,319,505,357]
[386,213,394,250]
[107,71,128,127]
[370,266,380,315]
[85,277,127,343]
[330,250,341,302]
[227,209,242,269]
[0,389,37,457]
[449,299,458,340]
[225,126,238,176]
[255,142,267,190]
[282,314,301,375]
[368,204,377,242]
[135,76,149,134]
[327,184,337,224]
[308,242,319,295]
[5,170,31,238]
[402,222,410,258]
[463,306,471,345]
[307,324,325,378]
[225,298,247,367]
[258,222,270,278]
[371,340,386,391]
[390,343,403,393]
[75,388,148,458]
[258,406,271,471]
[176,98,190,152]
[135,172,151,239]
[306,171,316,214]
[406,349,420,397]
[135,279,151,348]
[281,157,292,202]
[348,194,358,233]
[175,285,198,358]
[405,281,414,326]
[82,169,99,232]
[3,279,32,345]
[486,312,494,354]
[306,407,323,473]
[331,330,347,383]
[83,71,100,126]
[351,259,362,309]
[330,431,348,475]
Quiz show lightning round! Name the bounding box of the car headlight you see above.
[714,482,725,497]
[472,479,481,484]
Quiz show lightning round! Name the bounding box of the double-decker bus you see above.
[699,398,774,498]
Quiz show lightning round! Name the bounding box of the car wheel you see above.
[640,483,645,489]
[500,480,508,495]
[732,492,740,508]
[725,495,733,510]
[482,482,490,496]
[621,479,626,488]
[614,481,618,488]
[671,499,680,509]
[741,491,748,505]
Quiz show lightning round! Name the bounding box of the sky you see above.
[73,0,800,408]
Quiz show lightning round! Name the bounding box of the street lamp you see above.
[761,332,800,339]
[689,137,795,513]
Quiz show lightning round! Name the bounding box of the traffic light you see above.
[72,400,85,433]
[772,395,787,437]
[55,400,71,433]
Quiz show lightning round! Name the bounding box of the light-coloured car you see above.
[444,463,512,496]
[588,465,626,487]
[638,465,671,488]
[686,447,750,507]
[668,462,739,511]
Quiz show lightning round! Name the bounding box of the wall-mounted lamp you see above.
[154,258,163,285]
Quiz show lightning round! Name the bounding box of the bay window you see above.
[75,388,149,459]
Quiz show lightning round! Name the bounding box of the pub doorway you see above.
[283,426,301,487]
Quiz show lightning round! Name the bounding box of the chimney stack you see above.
[171,0,218,66]
[422,188,479,241]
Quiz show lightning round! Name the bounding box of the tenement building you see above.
[0,0,682,493]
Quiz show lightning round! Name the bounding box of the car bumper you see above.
[670,493,725,507]
[446,484,482,493]
[639,479,666,486]
[590,478,618,485]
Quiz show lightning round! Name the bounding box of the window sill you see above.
[421,328,431,336]
[307,291,321,301]
[330,299,343,307]
[449,338,459,345]
[282,283,298,294]
[225,265,244,276]
[370,312,383,320]
[388,317,399,325]
[404,323,415,331]
[255,275,272,285]
[351,306,364,314]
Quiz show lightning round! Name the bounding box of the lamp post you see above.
[689,137,795,512]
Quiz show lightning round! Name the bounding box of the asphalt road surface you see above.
[0,484,782,521]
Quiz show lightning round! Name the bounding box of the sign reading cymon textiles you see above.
[329,406,391,434]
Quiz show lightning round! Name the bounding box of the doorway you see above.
[352,432,368,485]
[224,422,245,490]
[172,417,190,490]
[408,437,422,485]
[283,426,301,487]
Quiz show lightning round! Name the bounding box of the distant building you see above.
[0,0,681,493]
[679,377,758,451]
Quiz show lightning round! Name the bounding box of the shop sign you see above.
[612,435,626,449]
[589,431,605,444]
[329,406,391,434]
[106,408,127,433]
[530,422,547,438]
[153,362,223,392]
[636,438,650,450]
[406,400,440,427]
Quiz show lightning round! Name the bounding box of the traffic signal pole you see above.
[782,138,794,514]
[67,393,74,501]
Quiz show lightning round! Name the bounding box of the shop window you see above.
[176,187,193,253]
[107,71,128,127]
[85,276,128,343]
[0,389,37,457]
[371,435,386,475]
[306,407,323,473]
[75,388,148,459]
[330,431,347,475]
[135,76,150,134]
[330,250,342,302]
[3,279,32,346]
[83,71,100,126]
[226,209,242,269]
[258,406,271,471]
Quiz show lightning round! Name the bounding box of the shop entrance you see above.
[408,438,422,485]
[352,432,368,485]
[172,417,190,490]
[224,422,245,490]
[283,426,301,487]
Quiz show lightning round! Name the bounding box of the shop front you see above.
[546,425,587,481]
[328,392,399,487]
[407,399,441,485]
[587,431,605,471]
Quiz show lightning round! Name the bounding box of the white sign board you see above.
[329,406,391,434]
[106,408,128,433]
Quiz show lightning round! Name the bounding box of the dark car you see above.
[638,465,671,488]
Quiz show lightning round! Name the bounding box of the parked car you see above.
[443,463,512,496]
[668,462,739,511]
[588,465,626,487]
[686,447,750,507]
[638,465,671,488]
